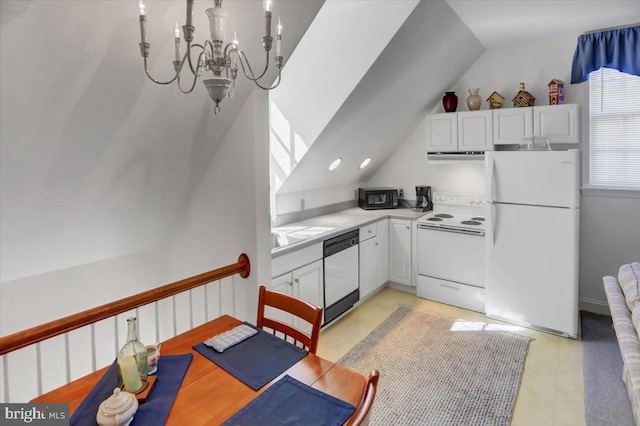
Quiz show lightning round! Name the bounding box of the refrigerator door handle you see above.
[488,203,496,246]
[486,156,495,203]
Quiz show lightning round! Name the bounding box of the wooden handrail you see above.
[0,253,250,356]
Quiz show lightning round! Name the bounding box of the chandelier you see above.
[138,0,283,114]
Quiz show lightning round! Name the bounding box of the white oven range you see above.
[416,192,486,312]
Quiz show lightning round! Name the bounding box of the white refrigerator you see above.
[485,150,580,338]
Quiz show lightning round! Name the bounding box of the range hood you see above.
[427,151,485,161]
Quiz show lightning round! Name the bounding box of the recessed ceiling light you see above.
[359,158,371,169]
[328,158,342,171]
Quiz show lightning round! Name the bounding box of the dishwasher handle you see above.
[323,229,359,257]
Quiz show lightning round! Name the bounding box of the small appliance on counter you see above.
[414,186,433,212]
[358,187,398,210]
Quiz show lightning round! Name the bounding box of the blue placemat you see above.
[193,322,308,390]
[221,375,356,426]
[70,354,192,426]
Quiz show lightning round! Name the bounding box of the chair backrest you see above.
[256,285,323,354]
[348,370,380,426]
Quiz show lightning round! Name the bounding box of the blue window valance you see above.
[571,25,640,83]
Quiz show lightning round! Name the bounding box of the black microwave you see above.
[358,188,399,210]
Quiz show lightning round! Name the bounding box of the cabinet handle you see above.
[294,278,300,284]
[368,229,372,233]
[288,281,293,286]
[406,226,410,230]
[375,242,379,246]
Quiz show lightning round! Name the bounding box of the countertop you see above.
[271,207,428,258]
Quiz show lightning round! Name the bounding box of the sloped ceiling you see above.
[275,0,640,197]
[278,0,485,194]
[0,0,322,281]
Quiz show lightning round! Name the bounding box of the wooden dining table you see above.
[32,315,367,425]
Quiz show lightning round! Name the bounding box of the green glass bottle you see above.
[117,317,148,393]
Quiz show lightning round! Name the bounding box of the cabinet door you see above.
[389,219,412,286]
[375,219,389,287]
[426,113,457,151]
[359,237,377,299]
[534,104,579,144]
[269,273,294,326]
[493,108,533,145]
[291,260,324,333]
[457,111,494,151]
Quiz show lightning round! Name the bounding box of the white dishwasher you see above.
[323,229,360,325]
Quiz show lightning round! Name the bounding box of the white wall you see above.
[0,0,272,402]
[367,32,640,313]
[0,0,272,331]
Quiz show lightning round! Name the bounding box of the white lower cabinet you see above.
[389,218,413,286]
[270,259,324,334]
[359,219,389,299]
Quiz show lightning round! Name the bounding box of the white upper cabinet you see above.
[426,111,493,152]
[426,113,457,151]
[492,108,533,144]
[493,104,579,145]
[534,104,579,144]
[457,111,494,151]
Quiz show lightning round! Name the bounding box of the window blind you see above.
[589,67,640,189]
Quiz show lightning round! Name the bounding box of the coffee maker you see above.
[415,186,433,212]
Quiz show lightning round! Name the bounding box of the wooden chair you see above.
[256,285,323,354]
[348,370,380,426]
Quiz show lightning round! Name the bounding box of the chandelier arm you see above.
[176,69,199,94]
[251,69,282,91]
[185,42,206,76]
[143,57,181,85]
[237,49,270,82]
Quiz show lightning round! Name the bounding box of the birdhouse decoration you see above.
[512,82,536,107]
[486,91,505,109]
[548,79,565,105]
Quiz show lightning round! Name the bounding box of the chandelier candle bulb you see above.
[186,0,193,28]
[174,22,181,62]
[265,11,272,42]
[276,18,282,57]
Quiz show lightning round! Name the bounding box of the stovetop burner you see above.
[434,214,453,218]
[461,220,482,226]
[427,217,443,221]
[471,217,485,221]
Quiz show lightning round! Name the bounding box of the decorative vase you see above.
[117,317,148,393]
[442,92,458,113]
[467,88,481,111]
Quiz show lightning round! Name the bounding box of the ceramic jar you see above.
[442,92,458,113]
[467,88,481,111]
[96,387,138,426]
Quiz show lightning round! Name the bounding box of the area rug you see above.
[337,305,531,426]
[581,310,634,426]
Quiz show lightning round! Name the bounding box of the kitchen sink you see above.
[271,226,336,250]
[271,232,307,249]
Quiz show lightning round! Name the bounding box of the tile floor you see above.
[317,286,585,426]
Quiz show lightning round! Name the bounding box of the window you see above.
[589,68,640,189]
